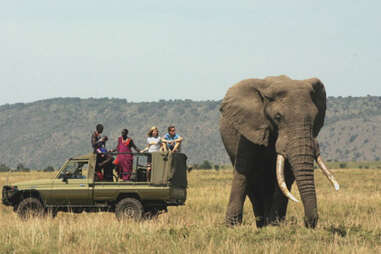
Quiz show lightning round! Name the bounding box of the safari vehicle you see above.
[2,152,188,220]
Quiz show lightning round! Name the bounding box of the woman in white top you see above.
[141,126,162,153]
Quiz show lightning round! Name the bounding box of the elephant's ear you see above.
[220,79,270,146]
[306,78,326,137]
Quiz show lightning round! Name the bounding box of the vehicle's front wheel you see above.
[16,197,46,220]
[115,198,143,221]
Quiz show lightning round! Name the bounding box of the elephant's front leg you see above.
[268,165,295,224]
[226,170,248,226]
[246,184,266,228]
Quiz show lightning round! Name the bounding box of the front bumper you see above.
[2,186,18,206]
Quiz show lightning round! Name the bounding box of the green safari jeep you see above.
[2,152,188,220]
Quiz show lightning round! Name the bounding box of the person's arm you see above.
[174,136,183,143]
[140,138,150,153]
[161,137,169,144]
[140,144,149,153]
[130,139,141,153]
[112,139,119,153]
[171,135,183,152]
[91,134,98,149]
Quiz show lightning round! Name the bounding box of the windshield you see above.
[58,160,88,179]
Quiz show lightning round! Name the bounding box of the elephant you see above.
[219,75,339,228]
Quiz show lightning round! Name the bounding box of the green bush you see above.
[43,166,55,172]
[0,163,10,172]
[199,160,212,170]
[339,163,347,169]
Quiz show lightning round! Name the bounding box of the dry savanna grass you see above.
[1,168,381,254]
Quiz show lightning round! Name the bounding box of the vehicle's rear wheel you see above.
[115,198,143,221]
[17,197,45,220]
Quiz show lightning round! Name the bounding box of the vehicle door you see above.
[51,159,92,206]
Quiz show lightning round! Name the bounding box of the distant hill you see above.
[0,96,380,169]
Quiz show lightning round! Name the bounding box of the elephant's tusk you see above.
[316,156,340,191]
[276,154,299,203]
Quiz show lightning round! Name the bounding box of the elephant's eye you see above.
[275,113,282,121]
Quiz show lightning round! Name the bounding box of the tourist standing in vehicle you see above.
[91,124,107,153]
[114,129,141,181]
[162,125,183,152]
[91,124,114,181]
[141,126,162,153]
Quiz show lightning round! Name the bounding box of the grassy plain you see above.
[1,168,380,254]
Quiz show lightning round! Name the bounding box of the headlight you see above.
[5,186,18,195]
[2,186,19,205]
[8,186,18,192]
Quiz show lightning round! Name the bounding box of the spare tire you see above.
[115,198,143,221]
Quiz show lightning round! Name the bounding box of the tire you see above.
[16,197,45,220]
[115,198,143,221]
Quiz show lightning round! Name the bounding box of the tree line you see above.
[0,163,55,172]
[0,96,380,169]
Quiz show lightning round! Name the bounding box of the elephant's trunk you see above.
[286,121,318,228]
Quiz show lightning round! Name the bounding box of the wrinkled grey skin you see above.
[219,75,326,228]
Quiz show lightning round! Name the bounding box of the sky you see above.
[1,0,380,104]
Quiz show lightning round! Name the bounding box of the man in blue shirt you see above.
[162,125,184,152]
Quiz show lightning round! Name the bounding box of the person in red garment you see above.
[113,129,140,181]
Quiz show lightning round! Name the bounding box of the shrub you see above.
[339,163,347,169]
[199,160,212,170]
[43,166,55,172]
[192,164,199,169]
[16,163,25,171]
[0,163,10,172]
[16,163,30,172]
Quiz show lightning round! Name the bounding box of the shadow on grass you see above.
[325,225,347,237]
